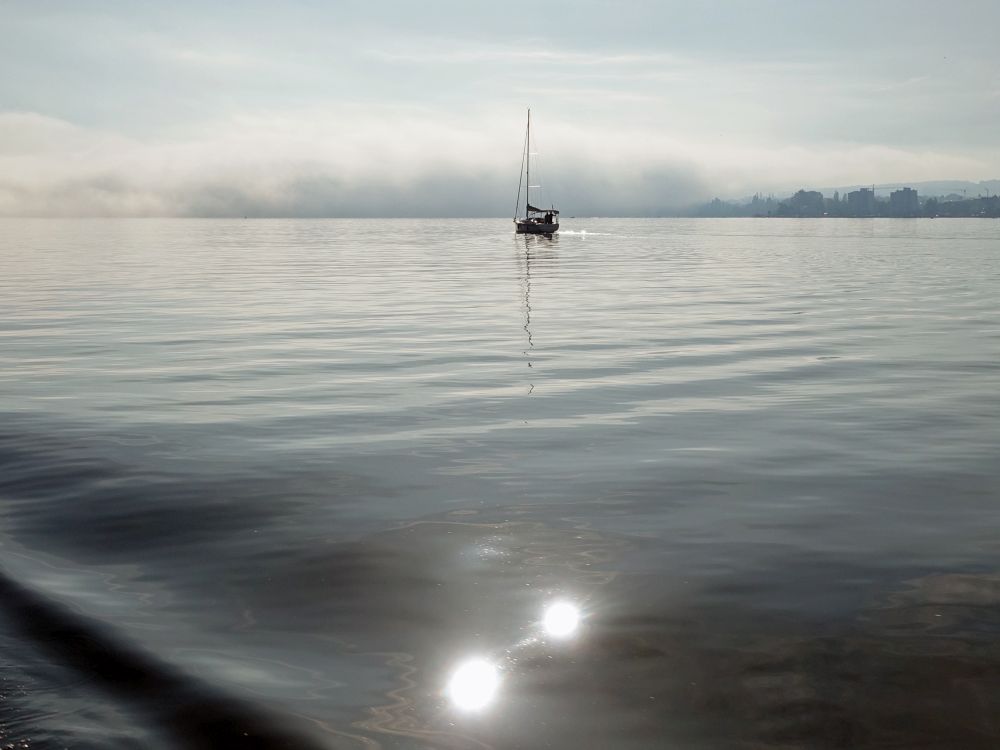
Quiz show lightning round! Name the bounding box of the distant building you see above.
[748,193,778,216]
[888,187,920,217]
[778,189,825,217]
[846,188,875,217]
[684,186,997,219]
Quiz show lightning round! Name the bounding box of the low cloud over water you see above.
[3,108,994,218]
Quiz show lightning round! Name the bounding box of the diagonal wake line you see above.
[0,567,338,750]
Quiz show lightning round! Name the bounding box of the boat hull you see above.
[515,221,559,235]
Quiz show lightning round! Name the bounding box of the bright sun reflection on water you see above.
[542,601,580,639]
[447,658,500,711]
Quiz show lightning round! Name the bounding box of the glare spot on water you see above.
[447,658,499,711]
[542,601,580,639]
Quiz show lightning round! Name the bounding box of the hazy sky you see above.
[2,0,999,216]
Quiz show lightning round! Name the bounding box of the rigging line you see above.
[529,126,552,209]
[513,122,528,220]
[526,108,530,217]
[532,140,544,208]
[536,124,570,212]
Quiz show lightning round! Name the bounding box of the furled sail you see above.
[527,204,559,214]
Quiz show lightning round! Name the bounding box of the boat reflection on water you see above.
[516,233,558,395]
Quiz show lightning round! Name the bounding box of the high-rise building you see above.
[781,189,825,217]
[889,187,920,217]
[846,188,876,216]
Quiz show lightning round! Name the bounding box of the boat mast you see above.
[525,108,530,218]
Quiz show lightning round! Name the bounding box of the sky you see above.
[2,0,999,216]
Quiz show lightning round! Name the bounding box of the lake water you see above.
[1,217,999,749]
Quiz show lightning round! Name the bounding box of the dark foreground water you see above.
[1,217,999,749]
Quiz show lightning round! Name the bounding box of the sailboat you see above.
[513,109,560,234]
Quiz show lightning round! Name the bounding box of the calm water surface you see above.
[1,218,999,748]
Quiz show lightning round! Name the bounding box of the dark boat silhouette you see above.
[514,109,560,235]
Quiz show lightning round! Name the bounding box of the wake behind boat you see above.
[514,109,560,234]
